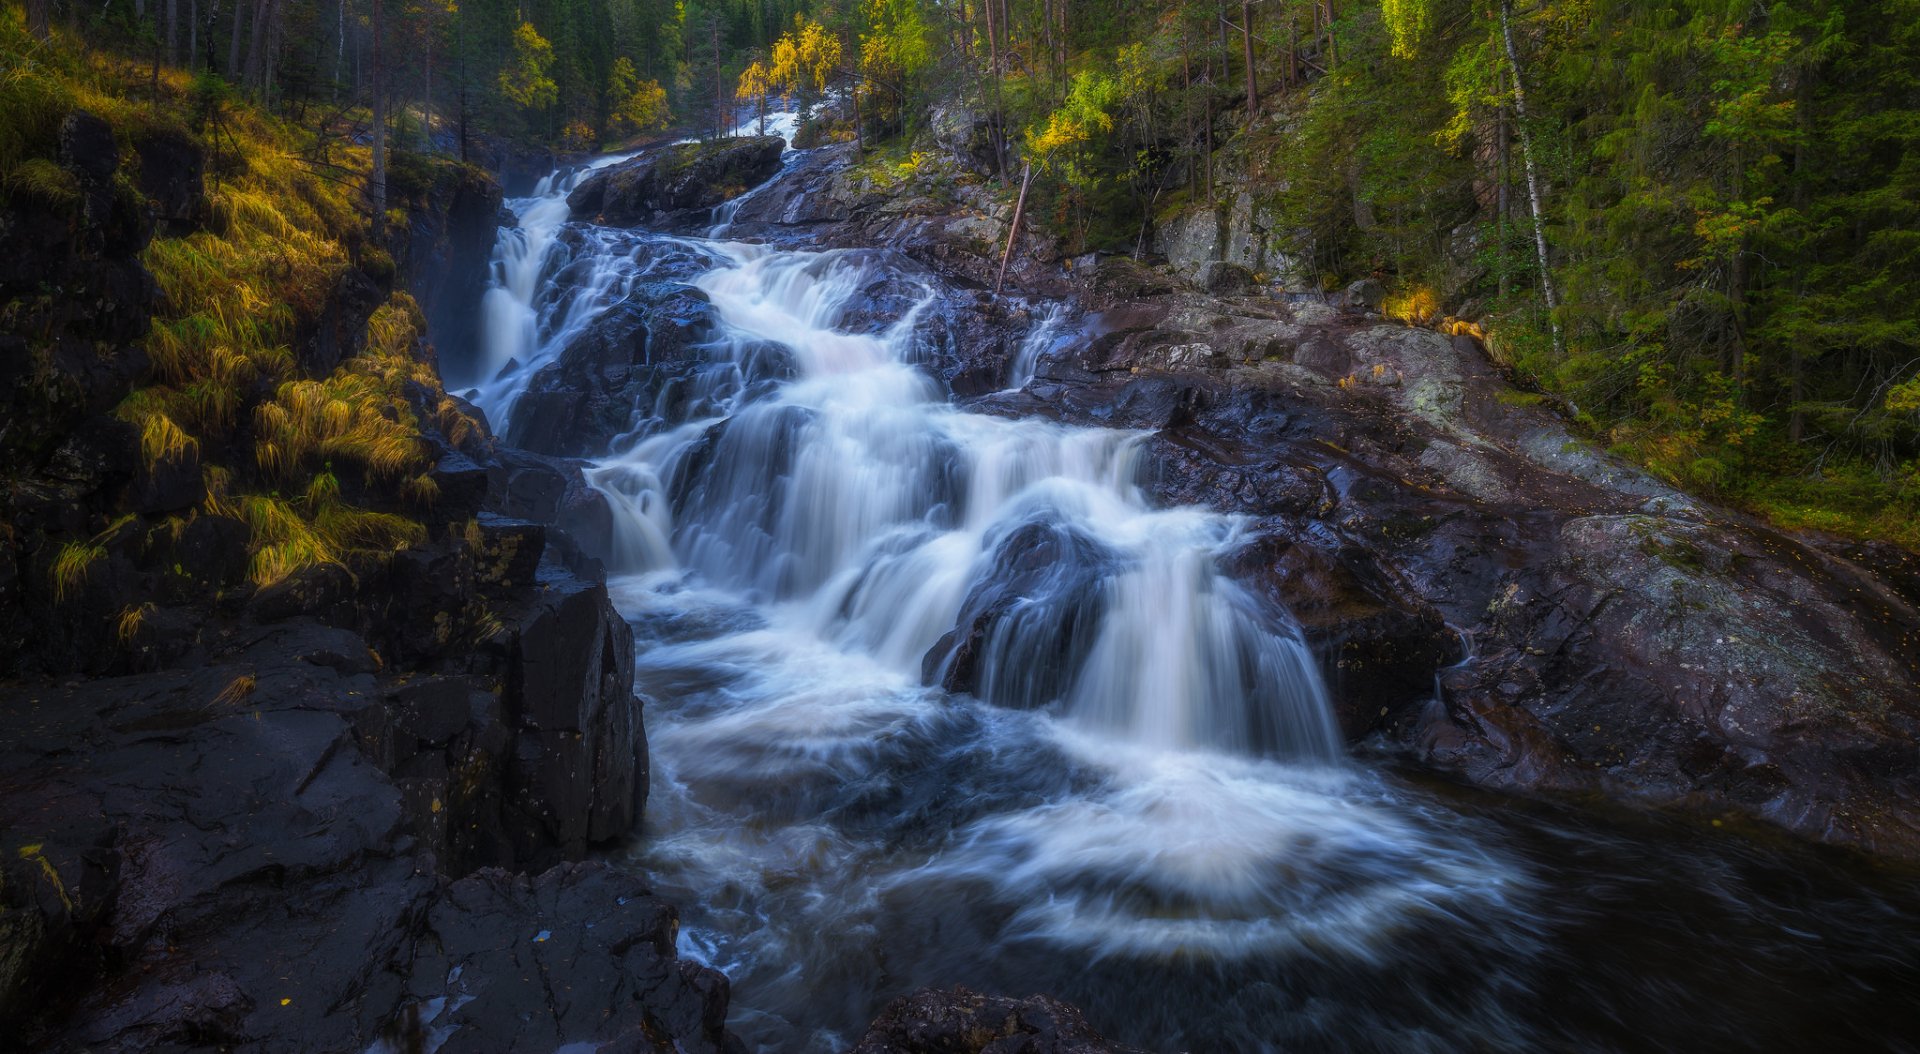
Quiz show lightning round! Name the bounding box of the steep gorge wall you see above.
[0,108,734,1052]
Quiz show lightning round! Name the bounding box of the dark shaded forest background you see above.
[8,0,1920,547]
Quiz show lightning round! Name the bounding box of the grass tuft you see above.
[49,540,104,602]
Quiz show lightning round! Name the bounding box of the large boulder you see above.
[1420,513,1920,856]
[504,280,721,457]
[568,136,786,227]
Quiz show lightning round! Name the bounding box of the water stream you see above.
[454,140,1920,1053]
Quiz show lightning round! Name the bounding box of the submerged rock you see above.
[505,280,722,457]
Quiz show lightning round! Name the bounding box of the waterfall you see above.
[1006,303,1064,388]
[470,149,1533,1052]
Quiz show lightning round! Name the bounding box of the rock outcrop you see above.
[567,136,786,227]
[1025,281,1920,859]
[504,247,725,457]
[392,155,508,365]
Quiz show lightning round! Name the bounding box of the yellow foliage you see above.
[117,603,154,643]
[736,60,772,104]
[211,674,256,708]
[49,539,104,602]
[1383,286,1440,325]
[138,412,197,468]
[769,19,841,100]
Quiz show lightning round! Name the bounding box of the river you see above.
[451,133,1920,1053]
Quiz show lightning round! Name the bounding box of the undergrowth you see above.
[4,9,474,594]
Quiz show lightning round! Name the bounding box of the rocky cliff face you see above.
[0,113,733,1051]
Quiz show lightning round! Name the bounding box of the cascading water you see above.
[463,144,1920,1053]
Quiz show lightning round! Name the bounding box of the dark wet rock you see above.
[916,242,1920,858]
[130,126,207,235]
[568,136,785,227]
[1293,335,1351,377]
[1198,259,1257,295]
[298,264,385,376]
[0,563,676,1048]
[0,110,154,470]
[1143,427,1331,516]
[0,103,711,1053]
[1343,277,1386,311]
[485,446,620,558]
[496,548,645,859]
[123,438,204,514]
[1225,532,1457,738]
[928,100,1004,178]
[725,144,1070,298]
[507,281,719,457]
[470,136,573,197]
[394,158,506,359]
[924,521,1113,705]
[851,987,1142,1054]
[407,863,735,1054]
[1419,514,1920,855]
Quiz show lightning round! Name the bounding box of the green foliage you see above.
[499,22,560,112]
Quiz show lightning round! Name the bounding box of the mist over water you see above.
[466,146,1920,1053]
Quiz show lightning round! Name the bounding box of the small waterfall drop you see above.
[1006,304,1064,388]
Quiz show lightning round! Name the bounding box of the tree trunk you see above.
[1058,0,1069,78]
[1496,65,1510,300]
[335,0,345,93]
[1240,0,1257,129]
[422,41,434,150]
[262,0,283,104]
[1286,13,1297,91]
[1788,69,1812,442]
[710,15,723,139]
[849,29,866,156]
[1181,25,1195,195]
[1202,43,1214,199]
[1322,0,1338,70]
[1727,147,1749,392]
[227,0,244,78]
[244,0,270,91]
[995,163,1034,295]
[370,0,387,246]
[1499,0,1562,351]
[26,0,49,41]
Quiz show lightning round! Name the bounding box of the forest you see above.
[8,0,1918,547]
